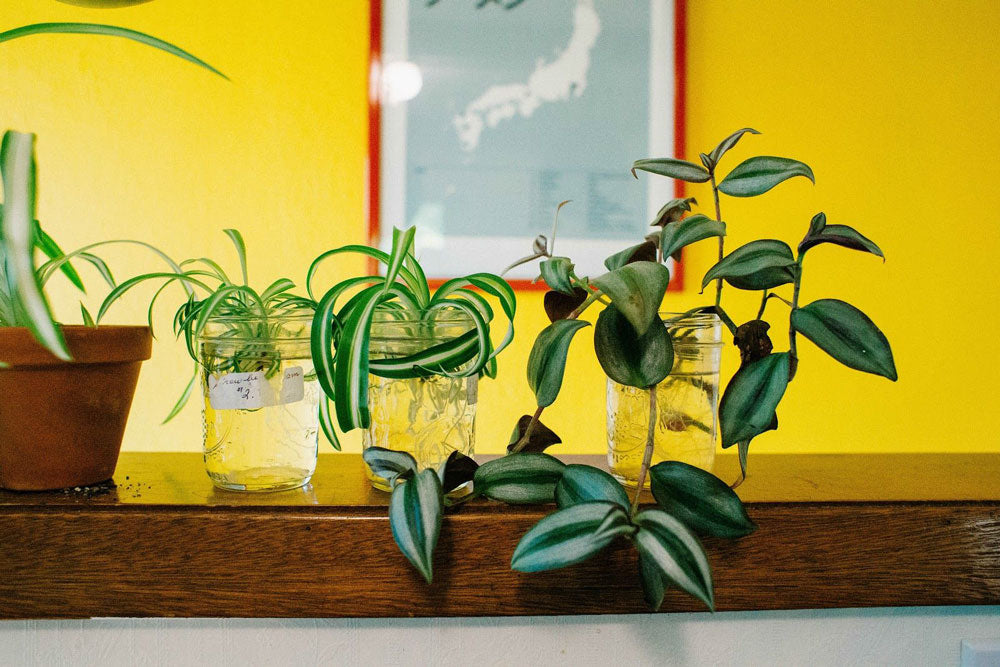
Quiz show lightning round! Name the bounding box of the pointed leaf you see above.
[594,306,673,388]
[507,414,562,453]
[702,240,797,292]
[318,395,341,451]
[718,156,815,197]
[389,469,443,583]
[223,229,248,285]
[526,318,591,407]
[799,222,884,259]
[649,461,756,538]
[592,261,670,335]
[543,287,588,323]
[474,452,565,504]
[708,127,761,166]
[720,352,791,447]
[0,131,69,359]
[631,158,710,183]
[539,256,575,295]
[659,214,726,260]
[603,240,657,271]
[792,299,897,380]
[638,551,666,610]
[0,23,227,79]
[363,446,419,486]
[634,509,714,610]
[511,501,632,572]
[555,464,630,510]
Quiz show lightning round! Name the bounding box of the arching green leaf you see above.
[702,240,797,292]
[474,452,565,504]
[539,256,576,295]
[708,127,761,167]
[389,469,443,583]
[631,158,710,183]
[633,509,714,610]
[603,240,657,271]
[659,214,726,260]
[720,352,790,447]
[555,464,630,510]
[650,461,756,538]
[511,501,632,572]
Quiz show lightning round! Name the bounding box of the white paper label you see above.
[208,366,304,410]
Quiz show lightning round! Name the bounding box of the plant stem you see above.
[630,384,658,517]
[756,289,770,320]
[510,405,545,454]
[709,173,725,307]
[788,256,805,378]
[568,290,602,320]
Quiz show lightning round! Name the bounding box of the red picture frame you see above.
[367,0,687,291]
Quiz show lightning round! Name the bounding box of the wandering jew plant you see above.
[369,128,895,611]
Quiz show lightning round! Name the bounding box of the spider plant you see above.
[307,226,516,447]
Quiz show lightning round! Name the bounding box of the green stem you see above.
[756,289,769,320]
[630,384,658,517]
[788,256,805,375]
[709,172,725,307]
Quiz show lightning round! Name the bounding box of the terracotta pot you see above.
[0,326,152,490]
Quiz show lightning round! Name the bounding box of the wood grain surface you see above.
[1,453,997,619]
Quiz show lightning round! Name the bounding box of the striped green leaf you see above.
[631,157,711,183]
[791,299,897,380]
[593,306,673,389]
[798,213,884,259]
[718,155,814,197]
[223,229,248,285]
[363,446,419,485]
[30,218,85,292]
[511,501,633,572]
[633,509,714,610]
[659,214,726,260]
[701,240,797,292]
[0,131,69,359]
[318,395,341,451]
[332,284,385,430]
[707,127,760,167]
[539,256,575,295]
[389,469,443,583]
[474,452,565,504]
[555,464,629,510]
[649,461,756,538]
[0,23,227,79]
[720,352,791,447]
[526,318,591,407]
[162,363,198,424]
[592,261,670,336]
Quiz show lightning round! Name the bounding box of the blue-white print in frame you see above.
[376,0,678,284]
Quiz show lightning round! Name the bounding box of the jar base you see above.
[208,467,313,493]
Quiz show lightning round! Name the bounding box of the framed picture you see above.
[369,0,686,289]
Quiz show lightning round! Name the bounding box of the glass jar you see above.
[199,312,319,492]
[363,310,478,491]
[607,312,723,486]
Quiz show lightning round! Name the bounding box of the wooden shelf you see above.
[1,452,998,619]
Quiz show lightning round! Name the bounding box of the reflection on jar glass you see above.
[607,312,723,486]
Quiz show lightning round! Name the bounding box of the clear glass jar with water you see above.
[606,312,723,485]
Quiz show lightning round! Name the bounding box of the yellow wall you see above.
[2,0,997,455]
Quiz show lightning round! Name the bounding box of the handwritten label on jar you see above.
[208,366,304,410]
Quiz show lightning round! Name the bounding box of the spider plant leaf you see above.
[369,329,479,379]
[719,352,790,447]
[649,461,756,538]
[180,256,231,283]
[222,229,248,285]
[0,131,69,359]
[555,464,630,510]
[717,156,814,197]
[30,218,85,292]
[633,508,714,610]
[701,239,797,292]
[592,261,670,336]
[162,363,198,423]
[306,245,421,302]
[707,127,761,167]
[41,239,193,298]
[594,306,673,388]
[539,256,575,295]
[511,501,632,572]
[659,214,727,260]
[433,272,516,358]
[76,252,116,289]
[97,271,212,322]
[192,284,264,339]
[404,250,431,306]
[383,226,416,293]
[474,452,565,504]
[0,22,228,79]
[526,318,591,407]
[421,297,490,377]
[791,298,897,380]
[631,157,711,183]
[260,277,296,303]
[332,284,384,431]
[389,469,443,583]
[318,395,341,451]
[80,303,96,327]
